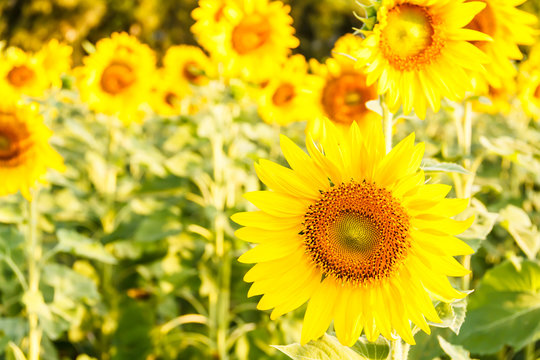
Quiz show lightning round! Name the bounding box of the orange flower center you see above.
[534,84,540,99]
[302,181,411,285]
[100,62,136,95]
[272,83,295,106]
[466,0,495,48]
[7,65,35,88]
[232,14,271,54]
[165,92,180,107]
[0,112,32,167]
[322,72,378,125]
[183,61,206,85]
[380,4,443,72]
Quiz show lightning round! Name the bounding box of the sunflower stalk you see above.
[391,338,410,360]
[381,98,393,154]
[26,189,42,360]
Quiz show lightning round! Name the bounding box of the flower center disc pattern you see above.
[302,181,411,285]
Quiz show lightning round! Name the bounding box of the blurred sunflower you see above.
[37,39,73,89]
[191,0,240,53]
[0,97,64,199]
[518,45,540,120]
[150,69,192,117]
[473,81,516,115]
[76,32,156,123]
[0,47,49,97]
[466,0,537,94]
[163,45,215,87]
[356,0,491,119]
[309,34,379,139]
[232,120,473,346]
[255,54,319,125]
[192,0,299,82]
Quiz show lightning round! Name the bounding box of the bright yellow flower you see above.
[37,39,73,89]
[255,54,319,125]
[473,80,516,115]
[0,47,49,97]
[163,45,215,87]
[356,0,491,119]
[76,32,156,123]
[309,34,379,139]
[233,120,473,346]
[466,0,537,94]
[150,69,192,117]
[192,0,299,82]
[0,97,64,199]
[518,45,540,120]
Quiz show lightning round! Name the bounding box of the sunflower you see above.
[518,45,540,120]
[162,45,215,87]
[0,47,49,97]
[150,69,192,117]
[36,39,73,89]
[232,120,473,346]
[255,54,320,125]
[76,32,156,123]
[308,34,379,139]
[192,0,299,82]
[356,0,492,119]
[466,0,537,94]
[0,97,64,199]
[472,80,516,115]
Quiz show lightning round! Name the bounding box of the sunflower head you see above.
[0,97,64,199]
[309,34,379,139]
[255,54,321,125]
[356,0,492,119]
[192,0,299,82]
[163,45,215,87]
[518,45,540,120]
[37,39,73,89]
[233,119,473,346]
[0,47,50,97]
[465,0,538,93]
[76,32,156,123]
[150,69,192,117]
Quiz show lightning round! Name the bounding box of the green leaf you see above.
[430,298,467,335]
[56,229,117,264]
[456,259,540,354]
[7,342,27,360]
[351,336,390,360]
[458,198,498,252]
[273,334,366,360]
[421,159,470,174]
[499,205,540,260]
[437,336,472,360]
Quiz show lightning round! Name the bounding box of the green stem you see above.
[26,190,42,360]
[381,99,393,154]
[525,342,535,360]
[391,338,409,360]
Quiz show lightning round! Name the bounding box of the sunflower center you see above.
[231,14,271,54]
[164,92,180,107]
[0,134,11,150]
[7,65,35,88]
[380,4,443,72]
[100,62,136,95]
[272,83,295,106]
[466,0,495,48]
[302,181,411,285]
[322,73,377,125]
[183,61,205,84]
[534,85,540,100]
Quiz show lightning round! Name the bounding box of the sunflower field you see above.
[0,0,540,359]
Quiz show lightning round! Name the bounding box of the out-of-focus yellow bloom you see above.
[150,69,192,117]
[162,45,215,87]
[191,0,299,82]
[37,39,73,89]
[518,45,540,120]
[255,54,320,125]
[356,0,491,119]
[0,47,50,97]
[308,34,379,140]
[467,0,537,95]
[76,32,156,124]
[0,96,64,199]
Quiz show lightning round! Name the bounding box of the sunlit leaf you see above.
[438,336,472,360]
[57,229,117,264]
[499,205,540,259]
[273,334,366,360]
[421,159,469,174]
[456,259,540,354]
